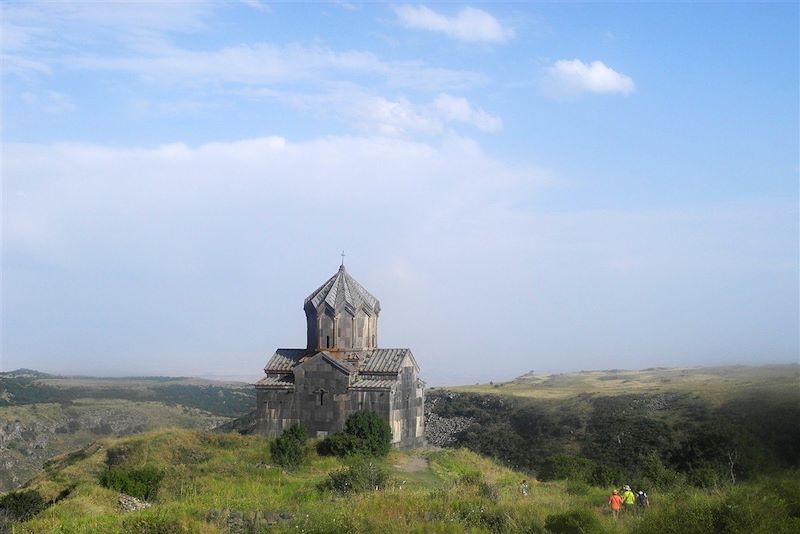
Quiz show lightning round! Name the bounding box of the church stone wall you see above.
[389,358,426,449]
[255,388,298,435]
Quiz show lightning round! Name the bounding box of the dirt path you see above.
[394,455,428,473]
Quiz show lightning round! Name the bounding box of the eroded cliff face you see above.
[0,401,228,491]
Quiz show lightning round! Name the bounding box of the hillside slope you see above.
[6,428,798,533]
[0,371,255,492]
[427,365,800,484]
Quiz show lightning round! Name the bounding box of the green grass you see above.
[7,428,796,533]
[448,364,799,405]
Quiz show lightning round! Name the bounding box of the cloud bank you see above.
[4,135,796,383]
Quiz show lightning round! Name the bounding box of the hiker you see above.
[635,490,649,514]
[621,485,636,513]
[608,489,623,519]
[519,479,529,496]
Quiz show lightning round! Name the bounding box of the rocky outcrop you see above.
[424,393,474,447]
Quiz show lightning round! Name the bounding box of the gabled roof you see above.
[349,377,396,390]
[361,348,417,374]
[264,349,307,372]
[255,373,294,389]
[304,265,380,315]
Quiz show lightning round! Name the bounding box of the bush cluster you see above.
[270,424,309,469]
[99,465,164,501]
[320,460,388,495]
[538,454,623,487]
[122,514,187,534]
[0,489,46,522]
[544,509,603,534]
[633,478,800,534]
[317,411,392,458]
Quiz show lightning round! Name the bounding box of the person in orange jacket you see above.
[608,489,623,519]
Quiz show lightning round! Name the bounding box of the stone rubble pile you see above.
[118,493,151,512]
[424,413,474,447]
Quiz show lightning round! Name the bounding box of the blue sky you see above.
[2,2,798,384]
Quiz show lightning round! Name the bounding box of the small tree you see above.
[318,411,392,458]
[271,424,309,469]
[343,410,392,457]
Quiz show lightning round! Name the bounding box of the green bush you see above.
[457,470,484,486]
[589,463,624,487]
[319,460,388,495]
[122,514,186,534]
[538,454,594,482]
[0,489,47,522]
[317,411,392,458]
[633,483,800,534]
[316,431,361,457]
[271,424,309,469]
[565,480,591,496]
[100,464,164,501]
[638,450,684,490]
[544,509,603,534]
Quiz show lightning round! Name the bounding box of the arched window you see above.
[326,335,330,348]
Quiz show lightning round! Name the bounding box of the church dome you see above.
[304,265,380,316]
[304,265,380,351]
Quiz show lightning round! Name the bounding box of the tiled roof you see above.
[264,349,306,372]
[361,348,412,373]
[305,266,380,314]
[263,348,417,375]
[256,374,294,388]
[349,377,397,390]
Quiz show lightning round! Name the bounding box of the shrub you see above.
[565,480,591,496]
[589,463,624,487]
[538,454,594,482]
[271,424,309,469]
[457,470,484,486]
[320,460,388,495]
[477,481,500,503]
[0,489,46,522]
[122,515,186,534]
[544,509,603,534]
[100,465,164,501]
[343,410,392,457]
[638,450,684,490]
[316,432,361,457]
[317,411,392,458]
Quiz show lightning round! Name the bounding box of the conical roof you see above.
[305,265,380,315]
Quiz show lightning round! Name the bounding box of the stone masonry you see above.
[255,265,425,449]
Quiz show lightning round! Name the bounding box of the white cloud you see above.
[59,43,486,92]
[544,59,635,97]
[239,0,272,13]
[394,5,513,43]
[433,93,502,132]
[242,87,501,136]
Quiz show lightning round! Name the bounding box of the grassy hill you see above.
[448,364,798,404]
[427,364,799,489]
[5,428,798,533]
[0,371,255,492]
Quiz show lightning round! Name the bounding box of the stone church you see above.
[255,264,425,449]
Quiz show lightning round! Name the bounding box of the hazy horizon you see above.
[2,2,798,385]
